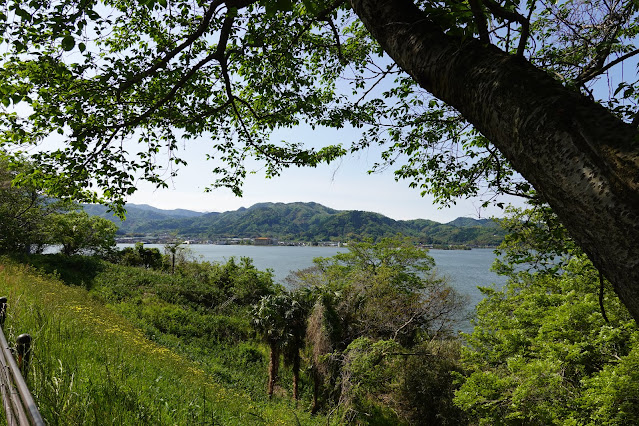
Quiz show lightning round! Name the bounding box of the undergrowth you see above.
[0,259,324,425]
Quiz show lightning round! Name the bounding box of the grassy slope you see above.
[0,260,324,425]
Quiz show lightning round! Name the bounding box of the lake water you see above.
[123,244,506,330]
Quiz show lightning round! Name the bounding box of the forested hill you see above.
[83,202,504,246]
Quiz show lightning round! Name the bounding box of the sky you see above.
[122,48,632,223]
[8,3,631,224]
[125,124,527,223]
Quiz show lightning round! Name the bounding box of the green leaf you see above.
[264,0,293,16]
[61,35,75,51]
[13,41,26,52]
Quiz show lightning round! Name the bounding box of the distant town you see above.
[114,235,484,250]
[115,235,346,247]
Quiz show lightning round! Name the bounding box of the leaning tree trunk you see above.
[351,0,639,320]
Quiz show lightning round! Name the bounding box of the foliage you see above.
[0,154,73,254]
[0,155,119,257]
[302,237,468,345]
[8,253,336,414]
[455,207,639,425]
[339,337,405,424]
[163,238,188,274]
[279,237,467,421]
[397,339,467,426]
[50,211,117,256]
[0,0,636,330]
[23,254,277,340]
[174,256,278,306]
[338,337,467,425]
[251,290,310,398]
[491,203,582,277]
[1,0,634,212]
[117,242,163,269]
[0,259,325,424]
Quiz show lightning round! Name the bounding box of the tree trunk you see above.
[351,0,639,320]
[267,345,280,398]
[292,351,300,400]
[311,366,321,414]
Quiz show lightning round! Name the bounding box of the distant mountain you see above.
[82,201,505,245]
[446,217,498,228]
[82,203,207,222]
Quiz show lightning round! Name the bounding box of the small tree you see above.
[119,242,163,269]
[299,237,467,345]
[251,292,309,398]
[164,238,187,274]
[288,237,467,417]
[50,211,117,256]
[0,155,72,254]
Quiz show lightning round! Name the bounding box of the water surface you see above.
[126,244,506,331]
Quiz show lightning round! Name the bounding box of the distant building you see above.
[254,237,273,246]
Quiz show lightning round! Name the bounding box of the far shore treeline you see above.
[83,201,505,246]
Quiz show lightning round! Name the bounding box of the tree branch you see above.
[12,190,38,220]
[576,48,639,85]
[351,0,639,321]
[117,0,226,94]
[574,1,637,84]
[468,0,490,44]
[481,0,530,56]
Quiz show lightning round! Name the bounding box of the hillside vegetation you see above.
[0,237,469,425]
[85,202,504,245]
[2,206,639,425]
[0,257,325,425]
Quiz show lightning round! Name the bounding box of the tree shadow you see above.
[13,253,104,290]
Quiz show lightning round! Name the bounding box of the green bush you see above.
[398,340,467,425]
[455,256,639,425]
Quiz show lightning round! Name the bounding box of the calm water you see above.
[123,244,506,329]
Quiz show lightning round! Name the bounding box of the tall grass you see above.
[0,261,323,425]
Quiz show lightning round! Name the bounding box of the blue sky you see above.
[126,124,527,222]
[124,56,633,223]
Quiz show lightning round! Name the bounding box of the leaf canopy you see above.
[0,0,637,214]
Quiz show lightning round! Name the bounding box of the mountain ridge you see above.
[82,201,504,245]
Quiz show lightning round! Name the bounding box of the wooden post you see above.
[16,334,31,377]
[0,297,7,328]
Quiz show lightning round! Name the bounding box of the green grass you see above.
[0,260,325,425]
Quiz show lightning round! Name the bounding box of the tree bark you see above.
[267,345,280,398]
[311,366,321,414]
[351,0,639,319]
[292,351,300,400]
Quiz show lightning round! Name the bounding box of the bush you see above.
[338,337,466,425]
[398,340,467,425]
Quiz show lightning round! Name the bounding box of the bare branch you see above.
[576,48,639,84]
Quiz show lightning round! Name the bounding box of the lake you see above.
[122,244,507,330]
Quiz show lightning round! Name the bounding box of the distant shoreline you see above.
[115,240,498,251]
